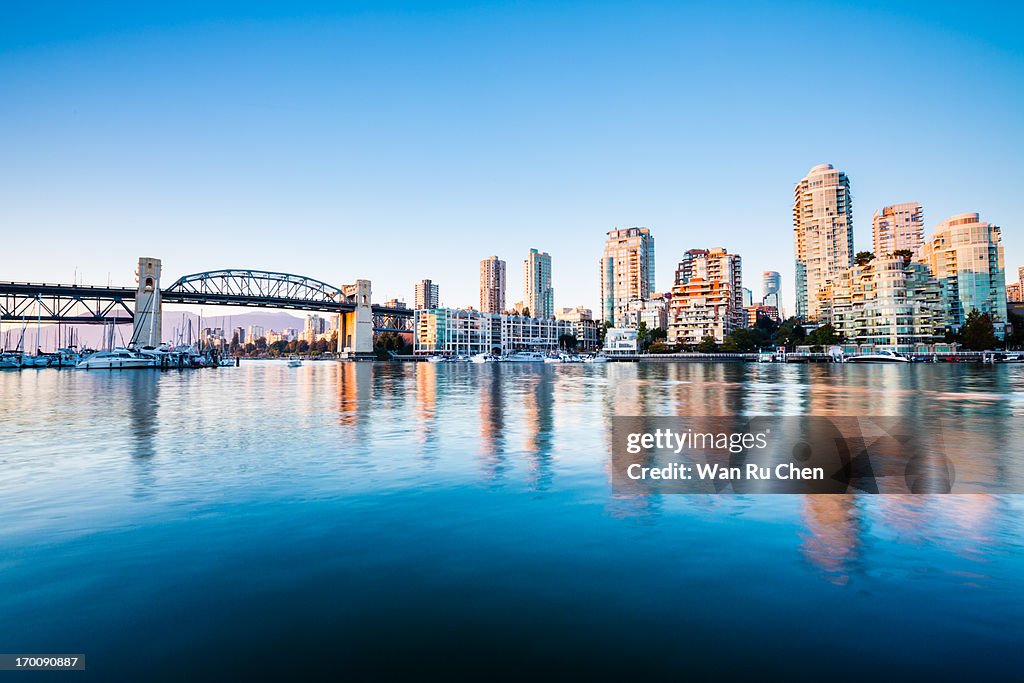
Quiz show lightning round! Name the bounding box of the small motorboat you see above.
[287,359,303,367]
[584,354,609,364]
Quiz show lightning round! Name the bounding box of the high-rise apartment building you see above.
[762,271,781,310]
[601,227,655,326]
[479,256,507,314]
[827,255,944,352]
[668,248,743,345]
[414,279,440,310]
[920,213,1007,339]
[523,248,553,319]
[873,202,924,257]
[793,163,853,322]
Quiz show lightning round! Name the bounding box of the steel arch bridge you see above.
[162,269,355,311]
[0,269,412,333]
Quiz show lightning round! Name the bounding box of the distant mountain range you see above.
[1,310,311,351]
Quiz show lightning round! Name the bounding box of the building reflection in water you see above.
[519,365,555,491]
[477,365,508,484]
[800,494,862,584]
[336,361,373,444]
[414,362,440,458]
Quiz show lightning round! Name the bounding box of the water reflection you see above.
[1,361,1021,589]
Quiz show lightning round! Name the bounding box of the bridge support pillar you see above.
[337,279,374,360]
[132,257,162,348]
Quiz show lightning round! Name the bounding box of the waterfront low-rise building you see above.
[603,327,638,354]
[413,308,576,356]
[554,307,600,350]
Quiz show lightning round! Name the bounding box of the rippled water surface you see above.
[1,362,1022,680]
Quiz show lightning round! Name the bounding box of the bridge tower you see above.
[338,279,374,359]
[133,257,163,348]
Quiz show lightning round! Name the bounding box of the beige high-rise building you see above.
[479,256,506,314]
[600,227,655,326]
[523,248,553,319]
[668,248,743,345]
[827,254,943,352]
[793,164,853,322]
[873,202,923,257]
[920,212,1007,339]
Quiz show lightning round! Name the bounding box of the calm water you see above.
[1,362,1022,681]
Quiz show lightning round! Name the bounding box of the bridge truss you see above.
[0,271,412,333]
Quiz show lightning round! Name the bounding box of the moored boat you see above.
[0,352,22,369]
[502,351,547,363]
[844,351,910,363]
[78,348,157,370]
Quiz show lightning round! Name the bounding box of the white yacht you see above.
[78,348,157,370]
[287,359,303,367]
[426,355,447,363]
[845,350,910,364]
[503,351,547,363]
[585,354,609,363]
[470,353,495,363]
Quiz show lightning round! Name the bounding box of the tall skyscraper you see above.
[600,227,655,326]
[873,202,924,256]
[793,163,853,321]
[762,271,781,309]
[414,279,439,310]
[920,212,1007,339]
[668,247,743,344]
[479,256,506,314]
[523,249,553,319]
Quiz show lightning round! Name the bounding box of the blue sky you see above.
[2,1,1022,315]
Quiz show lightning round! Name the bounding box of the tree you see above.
[636,321,651,352]
[598,320,613,347]
[805,323,842,351]
[772,317,806,349]
[855,251,875,266]
[649,340,672,354]
[1007,310,1024,350]
[721,328,762,352]
[558,333,578,351]
[892,249,913,261]
[960,309,997,351]
[696,335,719,353]
[374,331,411,359]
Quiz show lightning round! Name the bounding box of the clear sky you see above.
[2,1,1022,316]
